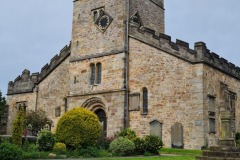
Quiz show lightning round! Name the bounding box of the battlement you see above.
[7,43,71,95]
[38,44,70,82]
[7,69,39,95]
[129,25,240,80]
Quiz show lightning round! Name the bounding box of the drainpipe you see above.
[34,85,38,111]
[124,0,130,129]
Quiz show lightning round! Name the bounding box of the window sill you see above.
[90,84,101,86]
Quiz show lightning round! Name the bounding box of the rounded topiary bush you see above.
[56,107,101,148]
[36,129,55,151]
[109,137,135,156]
[53,142,67,154]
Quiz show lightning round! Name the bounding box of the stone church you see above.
[4,0,240,149]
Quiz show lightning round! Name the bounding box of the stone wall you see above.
[130,0,165,33]
[69,53,125,96]
[6,93,36,134]
[71,0,126,59]
[202,65,240,147]
[129,25,240,80]
[37,57,70,131]
[129,38,205,149]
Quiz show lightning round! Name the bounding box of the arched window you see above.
[96,63,102,84]
[142,87,148,114]
[90,63,95,85]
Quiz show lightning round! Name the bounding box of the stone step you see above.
[210,147,240,152]
[196,156,240,160]
[203,151,240,158]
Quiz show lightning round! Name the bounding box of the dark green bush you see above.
[117,128,137,141]
[0,142,23,160]
[109,137,135,156]
[235,132,240,140]
[12,105,25,146]
[0,135,12,144]
[22,151,49,159]
[22,139,37,152]
[78,146,99,157]
[101,136,116,149]
[98,149,113,157]
[0,91,6,123]
[53,142,67,154]
[56,108,101,149]
[36,129,55,151]
[144,135,163,154]
[134,137,146,154]
[134,135,163,155]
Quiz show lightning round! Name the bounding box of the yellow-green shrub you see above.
[12,105,25,146]
[53,142,66,154]
[56,108,101,148]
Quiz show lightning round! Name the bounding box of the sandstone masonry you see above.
[5,0,240,150]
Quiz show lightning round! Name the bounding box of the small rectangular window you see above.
[208,96,215,112]
[208,95,216,133]
[55,108,61,117]
[209,118,216,133]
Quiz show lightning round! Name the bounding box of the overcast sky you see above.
[0,0,240,97]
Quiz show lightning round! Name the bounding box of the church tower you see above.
[70,0,165,59]
[68,0,165,136]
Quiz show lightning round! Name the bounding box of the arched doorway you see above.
[82,97,107,137]
[95,108,107,137]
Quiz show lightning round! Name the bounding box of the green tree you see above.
[0,90,6,120]
[12,105,25,146]
[25,109,53,136]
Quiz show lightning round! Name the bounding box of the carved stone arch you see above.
[82,97,106,113]
[82,97,107,137]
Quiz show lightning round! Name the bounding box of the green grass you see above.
[160,148,202,156]
[78,156,195,160]
[22,151,50,159]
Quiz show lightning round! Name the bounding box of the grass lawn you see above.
[160,148,202,156]
[77,155,195,160]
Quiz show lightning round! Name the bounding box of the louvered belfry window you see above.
[96,63,102,84]
[90,63,95,85]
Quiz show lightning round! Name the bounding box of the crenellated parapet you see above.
[7,69,39,95]
[129,25,240,80]
[7,43,71,95]
[38,44,71,82]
